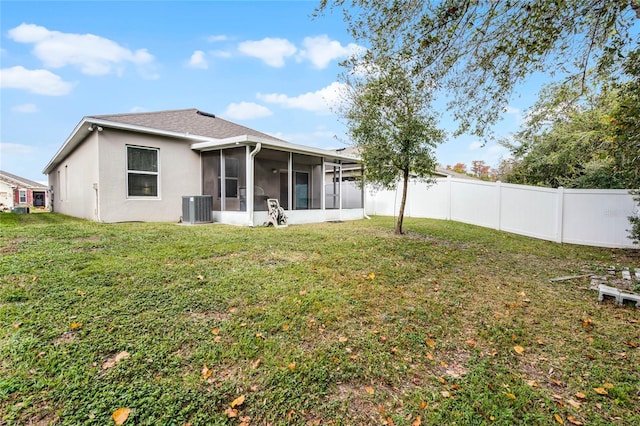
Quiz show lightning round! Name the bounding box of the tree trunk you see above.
[395,168,410,234]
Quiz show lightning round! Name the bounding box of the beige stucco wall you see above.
[48,129,201,222]
[96,129,201,223]
[49,133,99,220]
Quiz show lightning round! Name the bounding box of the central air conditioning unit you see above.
[182,195,213,224]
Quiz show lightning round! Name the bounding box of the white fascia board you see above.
[42,117,211,174]
[191,135,362,163]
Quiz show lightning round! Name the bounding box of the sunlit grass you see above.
[1,213,638,425]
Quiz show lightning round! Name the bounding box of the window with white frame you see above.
[127,146,159,197]
[19,189,27,203]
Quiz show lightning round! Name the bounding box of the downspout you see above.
[247,142,262,226]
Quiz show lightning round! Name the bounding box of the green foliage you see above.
[344,59,444,190]
[317,0,639,138]
[628,190,640,245]
[501,47,640,190]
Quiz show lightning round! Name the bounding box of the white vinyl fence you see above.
[365,177,638,249]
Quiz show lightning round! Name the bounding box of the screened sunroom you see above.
[194,136,364,226]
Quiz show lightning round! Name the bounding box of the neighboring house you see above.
[42,108,364,225]
[0,170,49,211]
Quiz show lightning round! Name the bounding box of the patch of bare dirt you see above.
[52,332,76,345]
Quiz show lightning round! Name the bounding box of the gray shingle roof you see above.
[0,170,47,189]
[89,108,284,142]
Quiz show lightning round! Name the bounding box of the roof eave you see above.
[42,118,212,175]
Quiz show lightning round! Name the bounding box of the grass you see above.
[1,212,639,425]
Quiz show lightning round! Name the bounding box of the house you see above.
[0,170,49,212]
[42,108,364,225]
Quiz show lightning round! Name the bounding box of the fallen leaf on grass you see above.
[582,318,593,328]
[282,324,290,331]
[112,407,130,425]
[440,390,451,398]
[465,339,476,348]
[575,392,587,400]
[364,386,374,395]
[70,322,83,329]
[603,382,614,389]
[239,416,251,426]
[338,336,348,343]
[419,401,428,410]
[526,380,539,388]
[425,339,436,348]
[102,351,131,370]
[12,322,22,328]
[368,272,376,280]
[426,352,434,360]
[224,407,238,418]
[567,415,583,425]
[513,345,524,355]
[77,290,85,296]
[505,393,516,399]
[567,399,581,408]
[288,362,296,371]
[554,413,564,424]
[593,387,608,395]
[211,328,219,335]
[201,364,213,379]
[412,415,422,426]
[252,359,261,369]
[230,394,245,408]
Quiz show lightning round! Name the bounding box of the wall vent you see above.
[182,195,213,224]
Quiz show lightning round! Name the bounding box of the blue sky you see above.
[2,0,539,183]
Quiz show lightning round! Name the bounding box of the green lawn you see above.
[1,213,638,425]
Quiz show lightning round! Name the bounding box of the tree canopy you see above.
[500,48,639,189]
[318,0,640,138]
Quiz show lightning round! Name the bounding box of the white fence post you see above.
[555,186,564,243]
[496,180,502,231]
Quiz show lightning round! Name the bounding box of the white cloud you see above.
[207,35,228,43]
[187,50,208,69]
[298,35,363,69]
[0,142,35,155]
[0,66,73,95]
[223,102,272,120]
[211,50,232,58]
[257,82,347,114]
[238,37,297,67]
[11,103,38,113]
[7,23,157,77]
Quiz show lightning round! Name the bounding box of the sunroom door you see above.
[294,171,309,209]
